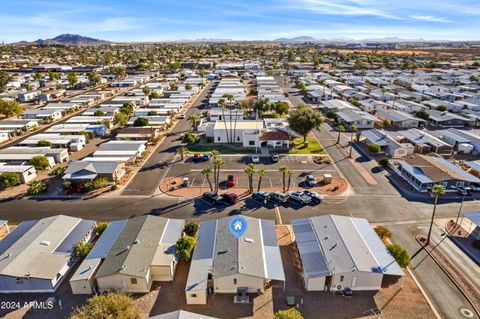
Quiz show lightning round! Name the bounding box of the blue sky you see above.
[2,0,480,42]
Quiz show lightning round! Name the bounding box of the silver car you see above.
[269,192,289,203]
[288,191,312,204]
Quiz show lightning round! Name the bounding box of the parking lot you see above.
[165,154,341,190]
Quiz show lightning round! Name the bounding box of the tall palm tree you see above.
[222,93,235,144]
[336,124,345,144]
[188,115,201,131]
[232,101,243,144]
[217,98,229,143]
[349,124,357,158]
[426,184,446,245]
[176,147,188,161]
[211,149,220,159]
[201,167,214,192]
[286,169,294,191]
[244,163,256,194]
[213,158,224,194]
[257,168,266,192]
[279,165,289,193]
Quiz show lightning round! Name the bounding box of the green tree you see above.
[0,100,23,117]
[288,107,324,144]
[149,92,160,99]
[257,168,266,192]
[274,101,290,115]
[113,112,129,126]
[169,83,178,91]
[111,66,126,79]
[67,73,78,87]
[374,225,392,240]
[436,105,448,112]
[387,243,411,268]
[244,163,256,194]
[184,222,199,237]
[133,117,149,127]
[176,147,188,161]
[95,222,109,237]
[326,110,337,120]
[120,101,135,115]
[73,242,94,259]
[50,166,66,178]
[286,169,294,191]
[94,110,106,116]
[213,157,224,193]
[94,177,109,189]
[176,236,196,261]
[37,140,53,147]
[0,172,21,189]
[142,86,151,96]
[367,143,381,155]
[279,165,289,193]
[188,114,201,130]
[183,132,200,144]
[185,83,192,90]
[27,180,48,195]
[202,167,214,192]
[29,155,50,169]
[427,184,446,245]
[274,308,304,319]
[336,124,345,144]
[470,75,479,82]
[415,110,430,121]
[0,71,10,93]
[87,71,101,86]
[349,124,357,158]
[69,292,140,319]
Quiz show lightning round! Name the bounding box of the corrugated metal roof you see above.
[261,219,285,281]
[87,220,128,259]
[54,219,95,254]
[0,220,38,256]
[160,219,185,245]
[465,211,480,227]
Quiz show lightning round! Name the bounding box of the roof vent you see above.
[40,240,51,246]
[244,238,254,243]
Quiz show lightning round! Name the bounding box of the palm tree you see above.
[349,124,357,158]
[176,147,188,161]
[426,184,446,245]
[286,169,294,191]
[188,115,201,131]
[211,149,220,159]
[232,101,242,144]
[244,163,256,194]
[222,93,235,144]
[213,158,224,194]
[202,167,214,192]
[279,166,289,193]
[336,124,345,144]
[257,168,266,192]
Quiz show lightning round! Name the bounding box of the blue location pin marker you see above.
[229,216,247,239]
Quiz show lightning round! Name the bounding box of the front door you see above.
[351,276,358,287]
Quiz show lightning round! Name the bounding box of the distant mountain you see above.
[273,36,317,43]
[15,34,109,45]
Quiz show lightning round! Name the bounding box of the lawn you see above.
[185,144,252,154]
[288,137,326,154]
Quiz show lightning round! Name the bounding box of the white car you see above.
[288,191,312,204]
[177,114,186,119]
[269,192,289,203]
[251,155,260,163]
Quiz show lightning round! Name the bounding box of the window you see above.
[233,278,237,285]
[340,276,344,282]
[249,140,255,146]
[217,137,220,142]
[456,181,465,187]
[191,294,197,298]
[130,278,137,285]
[15,278,23,284]
[237,136,240,142]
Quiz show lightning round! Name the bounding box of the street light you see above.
[450,186,467,230]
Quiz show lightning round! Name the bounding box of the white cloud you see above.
[410,15,450,23]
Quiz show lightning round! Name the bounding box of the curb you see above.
[405,267,442,319]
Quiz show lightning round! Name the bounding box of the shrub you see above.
[184,222,199,237]
[95,222,109,237]
[27,180,48,195]
[73,242,93,259]
[93,110,106,116]
[367,143,381,155]
[374,225,392,240]
[183,132,200,144]
[29,155,50,169]
[133,117,149,127]
[176,236,196,261]
[83,182,94,192]
[63,180,72,189]
[37,140,53,147]
[274,308,304,319]
[0,172,21,188]
[326,110,337,120]
[387,243,411,268]
[378,157,390,168]
[70,292,139,319]
[473,240,480,249]
[94,177,109,189]
[50,166,66,178]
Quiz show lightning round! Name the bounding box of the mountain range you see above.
[15,34,110,45]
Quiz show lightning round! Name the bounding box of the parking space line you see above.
[269,178,273,188]
[201,177,206,188]
[191,177,195,187]
[275,206,283,225]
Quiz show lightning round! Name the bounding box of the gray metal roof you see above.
[0,220,38,256]
[54,219,95,254]
[292,215,404,278]
[96,216,183,278]
[376,109,422,122]
[396,160,434,184]
[149,310,218,319]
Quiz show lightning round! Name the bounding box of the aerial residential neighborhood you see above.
[0,1,480,319]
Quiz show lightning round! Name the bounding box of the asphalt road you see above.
[121,81,216,196]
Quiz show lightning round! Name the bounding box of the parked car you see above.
[305,175,317,187]
[343,287,353,298]
[177,114,186,119]
[269,192,289,203]
[251,155,260,163]
[303,190,324,204]
[202,192,222,205]
[270,153,279,163]
[457,186,472,196]
[222,192,239,204]
[288,191,312,204]
[226,175,236,187]
[251,191,270,204]
[193,154,202,162]
[155,161,169,169]
[202,153,210,161]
